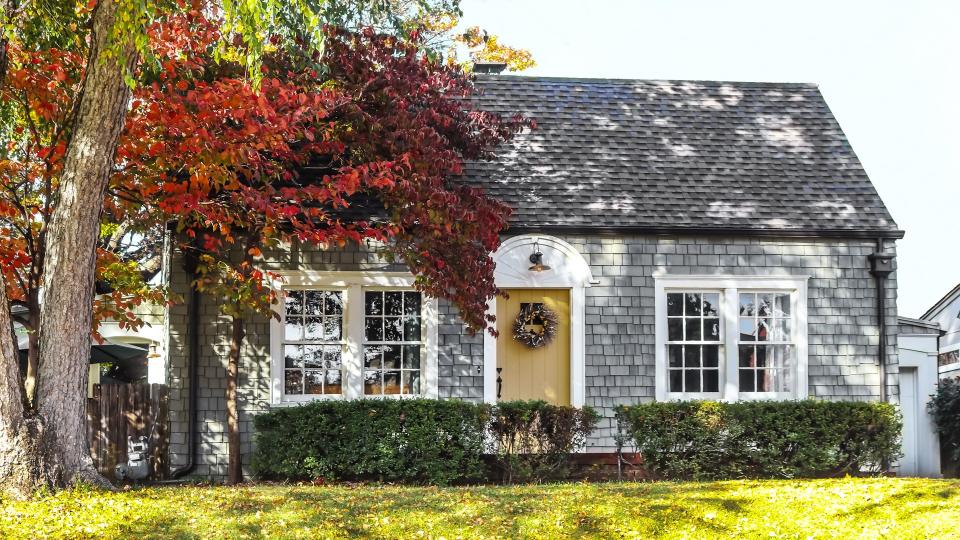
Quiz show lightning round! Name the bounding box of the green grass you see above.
[1,478,958,539]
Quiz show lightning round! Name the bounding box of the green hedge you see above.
[616,400,901,480]
[488,400,599,483]
[251,399,490,485]
[251,399,599,485]
[928,376,960,473]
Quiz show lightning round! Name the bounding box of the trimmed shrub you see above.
[251,399,600,485]
[928,376,960,472]
[251,399,490,485]
[616,400,901,480]
[488,400,599,483]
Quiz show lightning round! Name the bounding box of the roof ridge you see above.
[476,74,819,88]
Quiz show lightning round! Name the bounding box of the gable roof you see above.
[466,76,901,237]
[921,282,960,320]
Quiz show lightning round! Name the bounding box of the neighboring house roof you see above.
[921,282,960,320]
[898,316,942,336]
[466,76,901,237]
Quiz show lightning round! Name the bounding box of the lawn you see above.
[1,478,958,539]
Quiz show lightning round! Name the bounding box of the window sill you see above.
[358,393,427,401]
[272,394,344,406]
[663,392,799,402]
[734,392,797,401]
[272,393,430,406]
[665,392,724,401]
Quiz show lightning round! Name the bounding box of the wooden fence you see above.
[86,383,169,481]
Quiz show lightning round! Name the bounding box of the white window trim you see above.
[654,273,809,402]
[269,271,439,404]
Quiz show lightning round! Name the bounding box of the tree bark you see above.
[0,0,63,500]
[0,0,14,83]
[0,274,64,499]
[34,0,138,487]
[0,274,26,475]
[226,316,244,484]
[224,236,258,484]
[24,289,39,403]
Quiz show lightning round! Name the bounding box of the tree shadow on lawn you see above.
[93,515,201,540]
[285,485,540,536]
[216,483,751,538]
[830,482,960,521]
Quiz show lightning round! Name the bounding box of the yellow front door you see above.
[496,289,570,405]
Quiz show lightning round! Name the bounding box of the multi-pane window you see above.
[666,292,721,393]
[658,278,806,401]
[283,290,344,395]
[738,292,793,393]
[938,350,959,368]
[363,291,423,395]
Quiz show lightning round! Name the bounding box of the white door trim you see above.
[483,235,594,407]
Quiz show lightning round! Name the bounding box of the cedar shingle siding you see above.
[165,235,898,477]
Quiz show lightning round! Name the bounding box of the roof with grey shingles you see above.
[465,76,901,236]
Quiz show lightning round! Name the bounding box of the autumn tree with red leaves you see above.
[1,1,532,493]
[111,14,526,483]
[0,43,169,405]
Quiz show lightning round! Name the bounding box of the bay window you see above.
[655,275,808,401]
[270,273,438,403]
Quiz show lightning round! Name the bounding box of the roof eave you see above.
[897,316,942,330]
[505,225,905,240]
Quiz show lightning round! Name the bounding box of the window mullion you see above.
[722,287,739,401]
[344,284,364,399]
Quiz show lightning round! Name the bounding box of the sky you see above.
[459,0,960,318]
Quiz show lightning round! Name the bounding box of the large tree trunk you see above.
[226,316,244,484]
[0,275,63,499]
[0,0,60,500]
[34,0,138,487]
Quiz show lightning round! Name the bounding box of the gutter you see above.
[170,244,200,479]
[869,239,896,403]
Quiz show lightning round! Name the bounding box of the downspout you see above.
[869,238,896,403]
[170,241,201,479]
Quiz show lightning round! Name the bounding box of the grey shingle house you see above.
[161,75,917,479]
[920,282,960,379]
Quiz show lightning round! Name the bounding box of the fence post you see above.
[149,383,170,480]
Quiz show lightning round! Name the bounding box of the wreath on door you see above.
[512,302,559,348]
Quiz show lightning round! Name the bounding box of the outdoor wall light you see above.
[528,239,551,272]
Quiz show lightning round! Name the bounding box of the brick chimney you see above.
[473,61,507,75]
